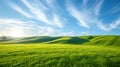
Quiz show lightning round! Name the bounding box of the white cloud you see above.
[66,0,105,29]
[9,0,64,28]
[46,0,56,9]
[21,0,50,24]
[46,0,54,5]
[9,3,32,18]
[67,4,89,28]
[53,14,63,28]
[0,18,58,37]
[98,18,120,31]
[0,18,38,28]
[94,0,103,16]
[45,0,64,28]
[0,18,26,36]
[0,18,25,27]
[3,0,119,36]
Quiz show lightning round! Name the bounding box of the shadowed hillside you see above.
[6,36,61,44]
[48,37,89,44]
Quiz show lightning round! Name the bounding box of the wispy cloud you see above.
[46,0,54,6]
[94,0,103,16]
[1,0,119,36]
[0,18,58,36]
[9,0,64,28]
[67,3,89,28]
[53,14,63,28]
[98,18,120,31]
[21,0,50,24]
[0,18,29,36]
[9,3,32,18]
[67,0,105,29]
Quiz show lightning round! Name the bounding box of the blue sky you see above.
[0,0,120,37]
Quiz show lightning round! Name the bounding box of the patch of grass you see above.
[0,44,120,67]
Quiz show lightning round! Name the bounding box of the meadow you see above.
[0,36,120,67]
[0,43,120,67]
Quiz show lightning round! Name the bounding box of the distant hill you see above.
[0,35,120,46]
[0,36,13,42]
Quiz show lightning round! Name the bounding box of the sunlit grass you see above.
[0,44,120,67]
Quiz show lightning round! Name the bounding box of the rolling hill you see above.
[0,35,120,46]
[0,36,120,67]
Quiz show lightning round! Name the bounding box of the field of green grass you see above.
[0,36,120,67]
[0,44,120,67]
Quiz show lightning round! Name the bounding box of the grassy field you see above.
[0,43,120,67]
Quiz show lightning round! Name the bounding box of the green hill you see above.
[0,35,120,46]
[48,36,89,44]
[3,36,61,44]
[83,36,120,46]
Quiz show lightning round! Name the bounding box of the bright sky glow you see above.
[9,27,25,37]
[0,0,120,37]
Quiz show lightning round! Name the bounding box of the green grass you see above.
[0,43,120,67]
[0,36,120,67]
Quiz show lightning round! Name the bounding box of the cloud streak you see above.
[94,0,103,16]
[9,0,64,28]
[1,0,120,36]
[53,14,63,28]
[9,3,32,18]
[67,3,89,28]
[66,0,119,32]
[0,18,59,36]
[98,18,120,31]
[21,0,50,24]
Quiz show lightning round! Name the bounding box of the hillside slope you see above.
[4,36,61,44]
[84,36,120,46]
[0,36,120,46]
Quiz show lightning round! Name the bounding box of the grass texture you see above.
[0,44,120,67]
